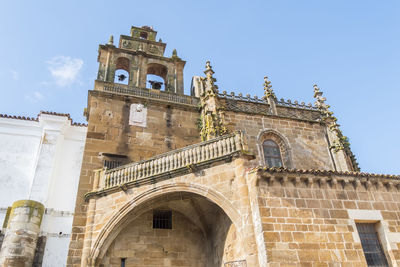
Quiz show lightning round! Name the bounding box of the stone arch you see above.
[114,57,130,84]
[88,182,243,265]
[146,63,168,90]
[257,129,293,168]
[115,57,130,72]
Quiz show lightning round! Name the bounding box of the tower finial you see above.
[313,84,329,110]
[108,35,114,46]
[205,61,213,73]
[203,61,217,94]
[263,76,276,99]
[172,49,179,59]
[199,60,227,141]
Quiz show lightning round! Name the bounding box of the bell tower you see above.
[96,26,186,93]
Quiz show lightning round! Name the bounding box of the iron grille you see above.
[356,223,389,266]
[153,210,172,229]
[104,160,122,169]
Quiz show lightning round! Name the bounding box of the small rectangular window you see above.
[104,160,122,169]
[120,258,126,267]
[356,223,389,266]
[153,210,172,229]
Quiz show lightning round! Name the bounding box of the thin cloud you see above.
[25,91,44,102]
[46,56,83,87]
[11,70,18,80]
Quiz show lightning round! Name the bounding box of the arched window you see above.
[263,140,283,167]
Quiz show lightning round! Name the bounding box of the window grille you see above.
[263,140,283,167]
[104,160,122,169]
[356,223,389,266]
[153,210,172,229]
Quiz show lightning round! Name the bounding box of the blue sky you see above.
[1,1,399,174]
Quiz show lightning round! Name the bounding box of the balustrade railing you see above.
[97,81,199,106]
[104,132,245,188]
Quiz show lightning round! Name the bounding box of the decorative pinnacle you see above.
[313,84,328,110]
[172,49,178,58]
[204,61,216,80]
[203,61,218,94]
[108,35,114,45]
[263,76,276,99]
[205,61,214,74]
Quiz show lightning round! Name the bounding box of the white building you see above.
[0,111,86,266]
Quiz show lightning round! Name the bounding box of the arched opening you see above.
[114,57,130,85]
[258,130,293,168]
[146,63,167,91]
[146,74,164,90]
[139,31,148,40]
[97,192,244,267]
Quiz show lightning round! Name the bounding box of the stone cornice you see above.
[251,166,399,179]
[251,167,400,190]
[98,44,185,63]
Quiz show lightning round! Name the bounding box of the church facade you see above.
[1,26,400,266]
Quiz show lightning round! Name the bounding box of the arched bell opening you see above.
[98,192,244,267]
[146,74,165,90]
[114,57,130,85]
[146,63,167,91]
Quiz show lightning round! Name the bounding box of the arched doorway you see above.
[96,192,244,267]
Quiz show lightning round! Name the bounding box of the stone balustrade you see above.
[103,132,245,189]
[94,80,199,107]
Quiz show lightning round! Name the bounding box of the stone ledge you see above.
[252,167,400,190]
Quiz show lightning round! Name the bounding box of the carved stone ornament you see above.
[129,103,147,127]
[148,45,160,55]
[122,40,132,49]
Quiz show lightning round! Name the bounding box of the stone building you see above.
[1,25,399,266]
[64,26,400,267]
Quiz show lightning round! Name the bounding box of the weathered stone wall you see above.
[248,169,400,266]
[224,110,335,170]
[85,91,200,162]
[210,211,240,266]
[101,210,208,267]
[0,200,44,267]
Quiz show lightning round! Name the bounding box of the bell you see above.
[149,80,163,90]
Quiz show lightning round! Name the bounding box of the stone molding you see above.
[257,129,293,168]
[252,167,400,190]
[94,80,199,108]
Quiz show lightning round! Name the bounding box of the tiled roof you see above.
[0,113,38,121]
[252,166,399,179]
[0,111,87,127]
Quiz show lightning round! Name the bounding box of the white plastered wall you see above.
[0,114,87,267]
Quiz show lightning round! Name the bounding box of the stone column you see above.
[0,200,44,267]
